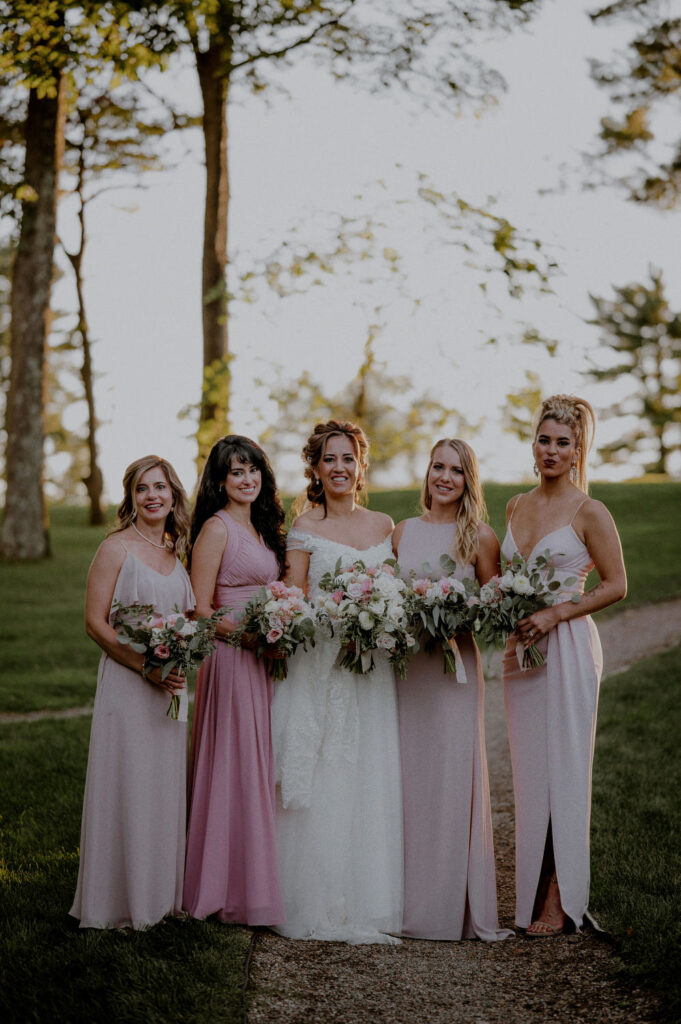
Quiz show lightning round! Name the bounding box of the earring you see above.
[533,461,539,478]
[570,463,577,483]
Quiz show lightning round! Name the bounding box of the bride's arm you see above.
[286,549,310,592]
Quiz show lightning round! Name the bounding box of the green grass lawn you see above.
[0,720,251,1024]
[591,644,681,1021]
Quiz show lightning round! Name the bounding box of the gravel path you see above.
[246,599,681,1023]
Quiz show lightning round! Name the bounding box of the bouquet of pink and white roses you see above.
[317,558,417,678]
[231,581,316,681]
[473,551,578,670]
[409,554,479,681]
[112,601,226,720]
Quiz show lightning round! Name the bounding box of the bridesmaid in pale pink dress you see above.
[183,435,286,926]
[503,395,626,936]
[70,456,193,929]
[393,439,511,941]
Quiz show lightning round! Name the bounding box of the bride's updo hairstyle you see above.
[532,394,596,494]
[190,435,286,574]
[420,439,487,566]
[113,455,191,561]
[301,419,369,516]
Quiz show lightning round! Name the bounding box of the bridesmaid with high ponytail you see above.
[502,395,626,936]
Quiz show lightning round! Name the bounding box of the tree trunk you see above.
[68,138,104,526]
[195,43,230,458]
[1,82,65,560]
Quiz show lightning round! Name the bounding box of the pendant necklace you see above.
[132,521,169,550]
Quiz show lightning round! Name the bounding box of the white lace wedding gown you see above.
[271,529,404,943]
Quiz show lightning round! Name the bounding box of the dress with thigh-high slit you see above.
[502,498,603,930]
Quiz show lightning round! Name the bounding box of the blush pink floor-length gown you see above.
[70,548,194,929]
[183,511,285,925]
[396,519,511,941]
[502,497,603,931]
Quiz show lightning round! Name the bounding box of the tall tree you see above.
[0,2,176,559]
[166,0,540,455]
[590,0,681,206]
[587,267,681,475]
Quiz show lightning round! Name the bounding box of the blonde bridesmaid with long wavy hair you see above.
[502,395,626,936]
[392,438,511,940]
[70,456,194,929]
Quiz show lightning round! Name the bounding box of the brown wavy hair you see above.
[297,419,369,516]
[532,394,596,493]
[420,439,488,565]
[111,455,191,561]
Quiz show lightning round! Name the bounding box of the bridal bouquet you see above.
[112,601,226,719]
[317,558,417,678]
[473,551,577,670]
[231,581,316,681]
[409,554,480,681]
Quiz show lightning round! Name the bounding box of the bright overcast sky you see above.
[52,0,681,500]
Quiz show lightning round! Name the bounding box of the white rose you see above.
[358,610,374,630]
[450,578,467,596]
[264,599,279,614]
[376,632,395,650]
[369,598,386,616]
[499,571,516,591]
[512,574,534,596]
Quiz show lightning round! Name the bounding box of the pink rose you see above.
[366,566,378,577]
[266,628,283,644]
[150,615,165,629]
[361,579,373,595]
[380,563,395,576]
[153,644,170,659]
[270,581,287,598]
[332,589,345,605]
[439,580,451,596]
[413,579,430,596]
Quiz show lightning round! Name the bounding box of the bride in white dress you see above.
[271,420,403,944]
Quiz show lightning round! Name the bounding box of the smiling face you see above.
[223,456,262,507]
[317,434,360,499]
[427,443,466,510]
[533,417,578,480]
[135,466,173,527]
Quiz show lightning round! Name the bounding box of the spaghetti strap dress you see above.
[183,511,285,925]
[396,518,510,940]
[70,549,195,929]
[502,497,603,930]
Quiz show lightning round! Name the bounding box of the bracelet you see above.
[141,659,153,681]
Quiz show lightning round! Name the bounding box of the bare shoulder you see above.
[94,535,128,571]
[505,492,525,519]
[291,510,321,531]
[579,497,617,531]
[366,508,394,531]
[478,522,499,546]
[201,514,229,538]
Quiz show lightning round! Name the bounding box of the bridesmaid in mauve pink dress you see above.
[183,436,286,926]
[502,396,626,937]
[393,439,511,941]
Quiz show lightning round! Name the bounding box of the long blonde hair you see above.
[420,439,487,565]
[295,419,369,516]
[532,394,596,493]
[111,455,191,561]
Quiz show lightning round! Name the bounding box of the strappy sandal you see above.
[525,918,565,937]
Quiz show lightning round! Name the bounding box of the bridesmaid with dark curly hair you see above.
[183,435,287,926]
